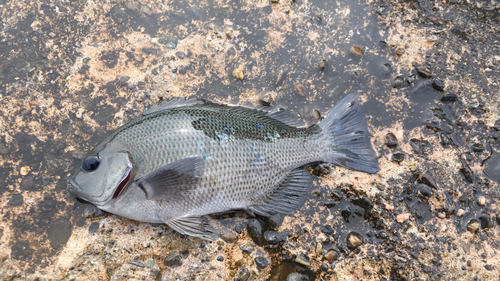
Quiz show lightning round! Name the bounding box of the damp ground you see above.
[0,0,499,280]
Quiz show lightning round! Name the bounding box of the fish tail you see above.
[318,92,380,174]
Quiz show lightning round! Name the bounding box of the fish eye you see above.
[82,156,101,172]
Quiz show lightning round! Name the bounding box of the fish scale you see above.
[68,93,379,240]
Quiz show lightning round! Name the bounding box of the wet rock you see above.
[347,232,363,249]
[175,52,186,59]
[350,45,363,58]
[441,93,458,102]
[460,163,474,183]
[467,220,480,233]
[320,225,334,236]
[352,196,374,211]
[48,219,73,251]
[247,219,263,245]
[319,60,327,70]
[286,272,309,281]
[395,47,405,56]
[88,222,100,233]
[415,183,432,197]
[295,254,311,267]
[232,65,245,80]
[385,133,398,148]
[440,133,452,146]
[406,74,416,84]
[330,189,344,200]
[266,213,284,228]
[392,76,404,88]
[391,152,405,163]
[217,256,224,262]
[324,250,339,261]
[432,78,445,91]
[164,253,182,267]
[219,228,238,243]
[417,69,432,78]
[237,266,250,281]
[128,260,145,268]
[235,224,245,234]
[20,175,36,190]
[264,231,287,245]
[478,215,490,229]
[320,263,329,272]
[8,194,23,206]
[254,257,269,269]
[11,240,34,260]
[83,205,103,218]
[239,244,255,254]
[472,143,484,152]
[259,93,273,106]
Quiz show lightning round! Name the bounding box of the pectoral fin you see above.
[136,157,205,200]
[248,168,313,216]
[164,216,218,240]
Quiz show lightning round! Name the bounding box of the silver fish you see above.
[68,93,379,239]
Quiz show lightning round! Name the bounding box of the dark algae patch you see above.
[0,0,500,279]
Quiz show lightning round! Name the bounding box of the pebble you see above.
[385,133,398,148]
[175,52,186,59]
[263,231,287,245]
[83,205,103,218]
[347,232,363,249]
[320,263,329,272]
[20,166,31,176]
[396,213,411,223]
[76,108,85,119]
[119,76,130,84]
[350,45,363,58]
[275,67,287,85]
[391,152,405,163]
[395,47,405,56]
[441,93,458,102]
[392,76,404,88]
[319,60,327,70]
[477,196,486,206]
[247,219,263,245]
[254,257,269,269]
[219,228,237,243]
[294,84,305,96]
[236,266,250,281]
[467,220,480,233]
[456,209,465,216]
[259,93,273,106]
[415,183,432,197]
[496,213,500,225]
[232,65,245,80]
[432,78,445,91]
[88,222,100,233]
[320,225,334,236]
[417,69,432,78]
[286,272,309,281]
[315,242,322,254]
[438,212,446,219]
[127,260,145,268]
[294,254,311,267]
[324,249,339,262]
[8,194,23,206]
[217,256,224,262]
[479,215,490,229]
[472,143,484,152]
[164,253,182,267]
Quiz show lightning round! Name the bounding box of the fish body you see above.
[68,93,379,239]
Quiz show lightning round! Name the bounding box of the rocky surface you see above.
[0,0,499,280]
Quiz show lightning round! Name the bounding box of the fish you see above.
[68,92,379,240]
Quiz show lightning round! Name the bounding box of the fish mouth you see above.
[67,177,109,205]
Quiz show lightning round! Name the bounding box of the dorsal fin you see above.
[143,97,204,115]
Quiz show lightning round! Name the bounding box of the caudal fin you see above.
[319,92,380,174]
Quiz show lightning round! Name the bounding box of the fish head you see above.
[68,141,135,207]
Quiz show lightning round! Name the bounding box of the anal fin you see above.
[165,216,218,241]
[248,169,313,217]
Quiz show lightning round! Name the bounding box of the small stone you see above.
[239,244,255,254]
[164,254,182,267]
[146,259,154,268]
[432,78,445,91]
[286,272,309,281]
[384,203,394,211]
[88,222,100,233]
[438,212,446,219]
[83,205,103,218]
[467,220,480,233]
[294,84,305,96]
[247,219,263,245]
[319,60,327,70]
[128,260,145,268]
[395,47,405,56]
[232,65,245,80]
[393,76,404,88]
[217,256,224,262]
[324,250,339,262]
[175,52,186,59]
[350,45,363,58]
[20,166,31,176]
[478,196,486,206]
[441,94,458,102]
[472,143,484,152]
[264,231,287,245]
[456,209,465,216]
[417,69,432,78]
[76,108,85,119]
[315,242,322,254]
[259,93,273,106]
[391,152,405,163]
[347,232,363,249]
[396,213,411,223]
[8,194,23,206]
[320,225,334,236]
[385,133,398,148]
[237,266,250,281]
[49,32,56,38]
[219,228,237,243]
[320,263,329,272]
[119,76,130,84]
[254,257,269,269]
[479,215,490,229]
[294,254,311,267]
